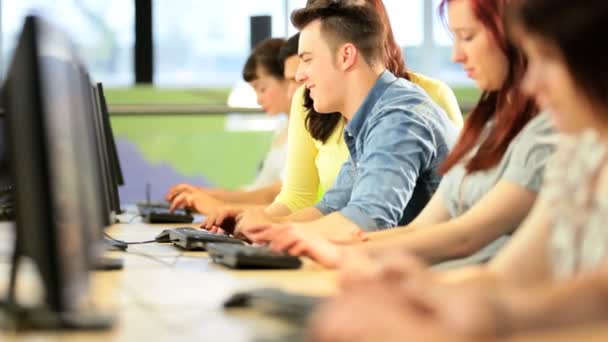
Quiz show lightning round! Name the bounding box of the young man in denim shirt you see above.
[204,1,458,241]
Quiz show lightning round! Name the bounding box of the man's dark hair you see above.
[291,0,385,66]
[242,38,286,82]
[291,1,386,142]
[278,33,300,66]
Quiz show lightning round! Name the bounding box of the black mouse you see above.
[154,229,173,243]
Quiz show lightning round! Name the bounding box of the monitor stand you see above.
[91,256,124,271]
[0,305,114,330]
[1,243,115,330]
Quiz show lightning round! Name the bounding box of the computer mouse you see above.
[154,229,172,243]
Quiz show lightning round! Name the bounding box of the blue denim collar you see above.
[345,70,397,138]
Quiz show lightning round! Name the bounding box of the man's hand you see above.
[233,209,282,237]
[200,206,244,235]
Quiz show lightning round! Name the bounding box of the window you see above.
[384,0,424,47]
[2,0,134,85]
[2,1,469,87]
[154,0,308,86]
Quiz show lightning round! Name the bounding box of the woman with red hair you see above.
[247,0,556,269]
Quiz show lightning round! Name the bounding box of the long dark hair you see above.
[438,0,538,174]
[302,0,411,143]
[508,0,608,109]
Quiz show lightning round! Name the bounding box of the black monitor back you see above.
[3,16,101,313]
[91,83,122,216]
[81,74,112,227]
[97,83,124,188]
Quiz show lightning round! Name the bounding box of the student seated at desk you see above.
[243,0,556,268]
[165,36,300,214]
[202,0,459,239]
[267,0,463,219]
[173,0,464,223]
[309,0,608,340]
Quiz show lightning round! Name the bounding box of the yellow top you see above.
[273,72,463,212]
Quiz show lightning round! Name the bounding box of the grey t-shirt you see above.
[434,112,557,270]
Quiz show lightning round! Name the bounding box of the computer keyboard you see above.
[224,288,322,325]
[136,201,171,215]
[206,243,302,269]
[143,209,194,224]
[157,227,244,250]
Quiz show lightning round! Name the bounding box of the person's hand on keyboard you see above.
[168,189,225,215]
[243,223,344,268]
[166,183,229,202]
[233,209,283,236]
[165,183,203,201]
[201,206,243,234]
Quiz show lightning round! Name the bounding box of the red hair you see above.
[438,0,538,174]
[370,0,410,80]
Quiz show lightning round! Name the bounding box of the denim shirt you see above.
[314,70,459,231]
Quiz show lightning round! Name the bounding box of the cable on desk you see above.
[103,232,157,245]
[128,214,143,224]
[125,249,184,268]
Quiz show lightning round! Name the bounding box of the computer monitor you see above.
[81,74,113,227]
[0,112,15,222]
[97,83,125,188]
[91,83,123,216]
[2,15,112,329]
[76,68,113,232]
[0,116,10,189]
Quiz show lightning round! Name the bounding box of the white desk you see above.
[0,222,337,341]
[2,222,607,341]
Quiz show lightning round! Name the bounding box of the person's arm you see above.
[361,188,452,241]
[488,198,553,286]
[360,180,537,263]
[238,157,354,233]
[499,325,608,342]
[313,110,436,232]
[271,85,321,212]
[238,155,357,242]
[264,201,293,217]
[284,207,325,222]
[212,181,281,205]
[492,266,608,336]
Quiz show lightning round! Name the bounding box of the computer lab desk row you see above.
[1,222,608,341]
[0,222,336,341]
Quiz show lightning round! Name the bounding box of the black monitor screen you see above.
[3,16,100,313]
[97,83,124,188]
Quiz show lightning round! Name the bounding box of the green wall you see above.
[106,86,480,188]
